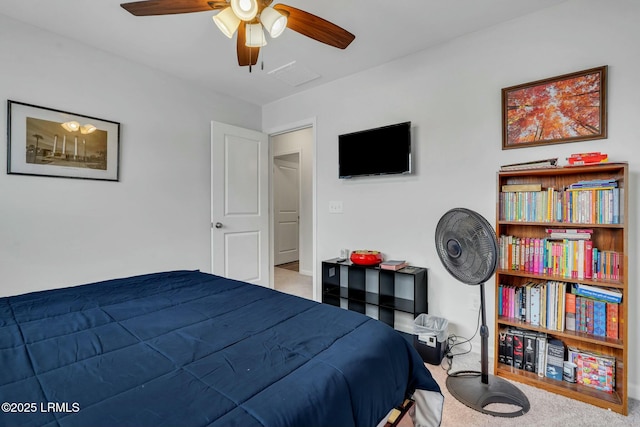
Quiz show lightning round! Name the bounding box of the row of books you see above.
[498,328,616,392]
[498,235,622,281]
[498,281,621,338]
[498,281,567,331]
[499,187,558,222]
[498,328,549,376]
[499,183,621,224]
[566,293,619,339]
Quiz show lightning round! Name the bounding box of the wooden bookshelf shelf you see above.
[498,316,625,349]
[496,269,625,289]
[494,163,628,415]
[496,364,624,410]
[498,220,625,229]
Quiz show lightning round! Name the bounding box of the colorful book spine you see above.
[534,238,541,274]
[502,285,509,318]
[575,296,582,332]
[593,300,607,337]
[565,292,576,331]
[586,299,594,335]
[578,297,587,333]
[606,303,619,339]
[512,330,524,370]
[509,286,516,319]
[585,240,593,279]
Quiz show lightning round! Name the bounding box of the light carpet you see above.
[409,352,639,427]
[274,266,312,300]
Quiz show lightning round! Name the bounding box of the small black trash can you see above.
[413,314,448,365]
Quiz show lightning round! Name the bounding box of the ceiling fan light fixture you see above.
[121,0,356,66]
[61,121,80,132]
[230,0,258,21]
[213,7,241,38]
[80,124,97,134]
[260,7,287,38]
[245,23,267,47]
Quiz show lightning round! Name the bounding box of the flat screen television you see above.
[338,121,412,179]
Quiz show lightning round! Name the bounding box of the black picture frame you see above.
[7,100,120,181]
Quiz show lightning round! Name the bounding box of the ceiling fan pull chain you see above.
[249,28,252,73]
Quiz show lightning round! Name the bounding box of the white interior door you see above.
[273,155,299,265]
[211,121,269,287]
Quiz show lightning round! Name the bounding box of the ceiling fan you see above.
[120,0,355,68]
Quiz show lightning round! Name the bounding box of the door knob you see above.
[215,222,223,229]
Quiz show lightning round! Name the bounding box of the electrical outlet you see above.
[472,296,480,311]
[469,294,480,311]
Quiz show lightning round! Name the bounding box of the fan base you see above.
[446,372,530,418]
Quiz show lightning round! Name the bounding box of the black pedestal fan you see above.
[435,208,530,417]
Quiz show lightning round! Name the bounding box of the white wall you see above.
[0,15,261,296]
[271,128,314,276]
[262,0,640,399]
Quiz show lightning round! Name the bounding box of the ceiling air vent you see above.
[268,61,320,87]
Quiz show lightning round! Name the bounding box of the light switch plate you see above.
[329,200,343,213]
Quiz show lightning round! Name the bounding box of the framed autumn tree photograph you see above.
[502,66,607,149]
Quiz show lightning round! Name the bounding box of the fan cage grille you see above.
[435,208,498,285]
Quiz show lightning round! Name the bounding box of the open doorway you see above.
[271,127,313,300]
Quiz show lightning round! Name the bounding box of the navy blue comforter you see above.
[0,270,440,427]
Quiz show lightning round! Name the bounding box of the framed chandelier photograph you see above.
[7,100,120,181]
[502,66,607,149]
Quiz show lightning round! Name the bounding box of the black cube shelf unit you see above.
[321,258,427,331]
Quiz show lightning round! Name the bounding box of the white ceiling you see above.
[0,0,567,106]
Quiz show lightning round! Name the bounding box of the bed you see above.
[0,270,443,427]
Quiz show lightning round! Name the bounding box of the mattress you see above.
[0,270,442,427]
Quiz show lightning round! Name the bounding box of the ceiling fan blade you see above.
[274,4,355,49]
[237,22,260,67]
[121,0,223,16]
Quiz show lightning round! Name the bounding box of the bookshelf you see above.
[321,259,427,333]
[494,163,628,415]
